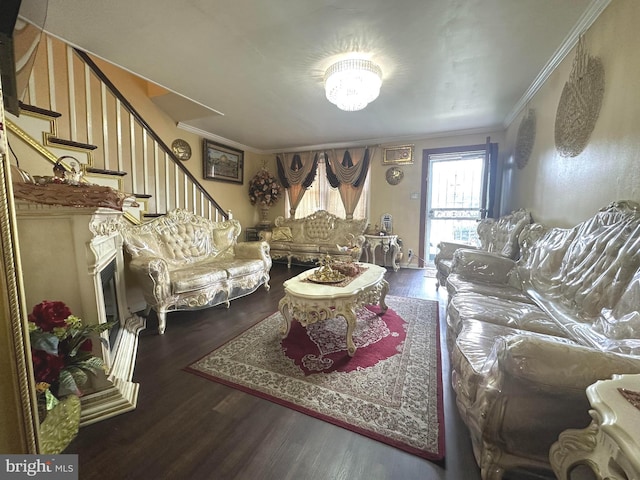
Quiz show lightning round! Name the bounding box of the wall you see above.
[93,58,274,231]
[502,0,640,228]
[367,131,505,267]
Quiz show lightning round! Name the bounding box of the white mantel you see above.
[15,200,144,426]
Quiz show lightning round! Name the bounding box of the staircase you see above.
[6,32,228,224]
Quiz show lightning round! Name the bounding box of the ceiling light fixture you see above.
[324,58,382,112]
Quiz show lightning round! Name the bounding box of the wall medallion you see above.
[172,139,192,161]
[515,108,536,169]
[554,37,605,158]
[385,166,404,185]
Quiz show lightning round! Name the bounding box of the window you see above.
[288,156,369,219]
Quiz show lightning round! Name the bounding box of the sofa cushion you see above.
[216,259,267,278]
[171,262,229,293]
[287,243,320,253]
[269,241,292,251]
[448,293,567,339]
[446,273,535,304]
[212,224,239,258]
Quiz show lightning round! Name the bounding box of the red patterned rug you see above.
[185,295,444,461]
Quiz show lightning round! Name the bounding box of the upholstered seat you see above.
[121,209,271,334]
[435,209,532,288]
[266,210,367,268]
[446,201,640,479]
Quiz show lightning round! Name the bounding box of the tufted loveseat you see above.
[434,208,532,288]
[265,210,367,268]
[121,209,271,334]
[445,201,640,479]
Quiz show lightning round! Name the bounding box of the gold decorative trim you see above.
[6,118,58,164]
[382,144,414,165]
[0,148,38,451]
[43,132,95,167]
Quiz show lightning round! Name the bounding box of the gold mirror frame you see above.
[0,94,39,452]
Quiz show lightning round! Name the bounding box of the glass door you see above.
[425,150,487,262]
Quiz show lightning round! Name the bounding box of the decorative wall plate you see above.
[171,139,192,161]
[385,166,404,185]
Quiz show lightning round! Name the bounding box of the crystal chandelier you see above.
[324,58,383,112]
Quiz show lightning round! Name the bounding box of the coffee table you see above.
[278,263,389,357]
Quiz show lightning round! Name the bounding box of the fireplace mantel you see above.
[15,200,144,426]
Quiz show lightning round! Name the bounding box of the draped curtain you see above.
[325,147,373,219]
[276,152,318,217]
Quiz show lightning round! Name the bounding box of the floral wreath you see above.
[248,169,283,207]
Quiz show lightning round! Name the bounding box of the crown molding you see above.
[176,123,263,154]
[504,0,611,128]
[179,122,504,155]
[261,125,505,154]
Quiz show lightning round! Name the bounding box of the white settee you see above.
[446,201,640,479]
[121,209,271,334]
[434,208,532,288]
[266,210,367,268]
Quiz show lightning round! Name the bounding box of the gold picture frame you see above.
[383,145,414,165]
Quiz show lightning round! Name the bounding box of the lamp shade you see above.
[324,59,382,112]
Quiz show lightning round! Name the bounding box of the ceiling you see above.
[24,0,605,153]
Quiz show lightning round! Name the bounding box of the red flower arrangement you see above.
[29,300,112,416]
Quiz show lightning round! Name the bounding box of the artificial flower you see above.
[29,300,113,415]
[248,169,283,207]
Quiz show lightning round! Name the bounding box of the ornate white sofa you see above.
[445,201,640,479]
[121,209,271,334]
[434,208,532,288]
[265,210,367,268]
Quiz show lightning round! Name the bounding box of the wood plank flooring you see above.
[65,264,527,479]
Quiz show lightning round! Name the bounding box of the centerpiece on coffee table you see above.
[307,255,346,284]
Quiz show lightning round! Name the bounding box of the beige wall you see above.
[502,0,640,228]
[367,131,505,266]
[93,58,274,231]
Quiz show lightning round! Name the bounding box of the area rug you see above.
[185,295,444,461]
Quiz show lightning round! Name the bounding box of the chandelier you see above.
[324,58,383,112]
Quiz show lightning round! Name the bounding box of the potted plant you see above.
[28,300,113,453]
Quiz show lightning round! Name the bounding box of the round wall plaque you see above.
[385,166,404,185]
[171,139,192,161]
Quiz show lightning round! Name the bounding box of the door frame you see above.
[418,141,498,268]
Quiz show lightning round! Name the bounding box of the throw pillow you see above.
[271,226,293,242]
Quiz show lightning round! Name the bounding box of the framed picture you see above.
[383,144,414,165]
[203,140,244,184]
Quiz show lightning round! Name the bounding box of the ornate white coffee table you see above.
[278,263,389,357]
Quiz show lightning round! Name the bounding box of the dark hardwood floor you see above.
[67,264,482,479]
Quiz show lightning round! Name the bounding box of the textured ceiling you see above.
[27,0,603,152]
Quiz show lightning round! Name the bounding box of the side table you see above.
[245,227,259,242]
[363,234,400,271]
[549,373,640,479]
